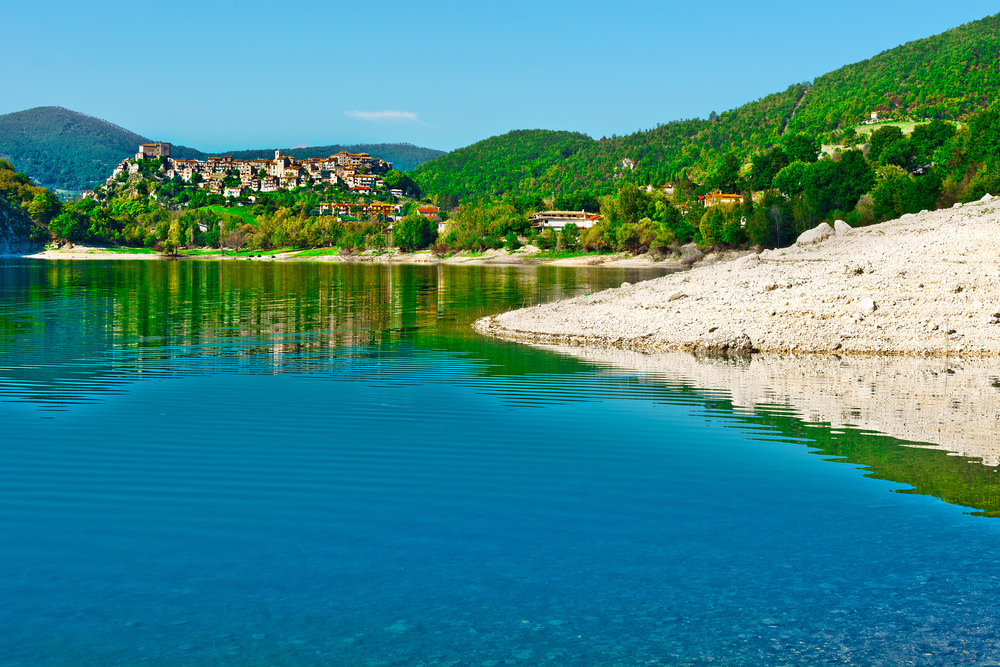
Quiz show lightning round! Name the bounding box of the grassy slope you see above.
[203,205,257,225]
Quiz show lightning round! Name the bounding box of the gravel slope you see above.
[475,196,1000,357]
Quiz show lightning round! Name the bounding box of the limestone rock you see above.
[732,254,760,271]
[834,219,853,236]
[796,222,835,245]
[857,297,877,315]
[700,329,754,354]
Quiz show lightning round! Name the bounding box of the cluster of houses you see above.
[107,142,395,197]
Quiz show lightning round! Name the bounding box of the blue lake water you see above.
[2,258,1000,665]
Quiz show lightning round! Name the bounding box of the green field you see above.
[97,246,160,255]
[292,247,341,258]
[202,205,257,225]
[851,121,923,137]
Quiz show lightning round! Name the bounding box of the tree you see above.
[49,208,88,241]
[802,151,874,217]
[967,110,1000,163]
[750,147,790,191]
[383,169,422,198]
[773,161,809,197]
[867,125,904,163]
[27,191,61,224]
[910,119,956,164]
[560,222,580,249]
[705,153,742,192]
[393,213,437,251]
[879,138,917,172]
[782,134,820,163]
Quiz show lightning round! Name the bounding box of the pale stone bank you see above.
[475,194,1000,357]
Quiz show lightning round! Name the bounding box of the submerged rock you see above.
[384,620,416,634]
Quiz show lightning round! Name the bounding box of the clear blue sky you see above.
[3,1,996,152]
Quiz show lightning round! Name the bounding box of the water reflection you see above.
[540,345,1000,516]
[0,259,673,405]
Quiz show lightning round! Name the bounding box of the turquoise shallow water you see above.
[2,258,1000,665]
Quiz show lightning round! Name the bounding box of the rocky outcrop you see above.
[0,198,42,255]
[796,222,835,245]
[834,219,853,236]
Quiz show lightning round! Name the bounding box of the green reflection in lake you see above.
[4,257,1000,519]
[0,259,673,401]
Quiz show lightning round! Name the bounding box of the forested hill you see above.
[408,130,596,201]
[411,85,806,200]
[412,12,1000,201]
[0,107,201,192]
[0,107,444,191]
[788,13,1000,133]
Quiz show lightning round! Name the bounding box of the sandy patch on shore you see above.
[277,246,699,268]
[27,245,163,260]
[23,244,695,269]
[475,196,1000,357]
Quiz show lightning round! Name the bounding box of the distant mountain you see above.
[0,107,445,191]
[0,107,198,191]
[413,12,1000,200]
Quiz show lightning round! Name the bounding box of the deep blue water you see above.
[2,258,1000,666]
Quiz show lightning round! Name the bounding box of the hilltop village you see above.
[109,142,394,197]
[81,141,450,229]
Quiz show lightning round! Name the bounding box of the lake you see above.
[2,258,1000,666]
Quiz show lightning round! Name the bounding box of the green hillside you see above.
[788,14,1000,133]
[412,13,1000,200]
[0,107,444,191]
[408,129,595,200]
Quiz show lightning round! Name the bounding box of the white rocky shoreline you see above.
[475,194,1000,357]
